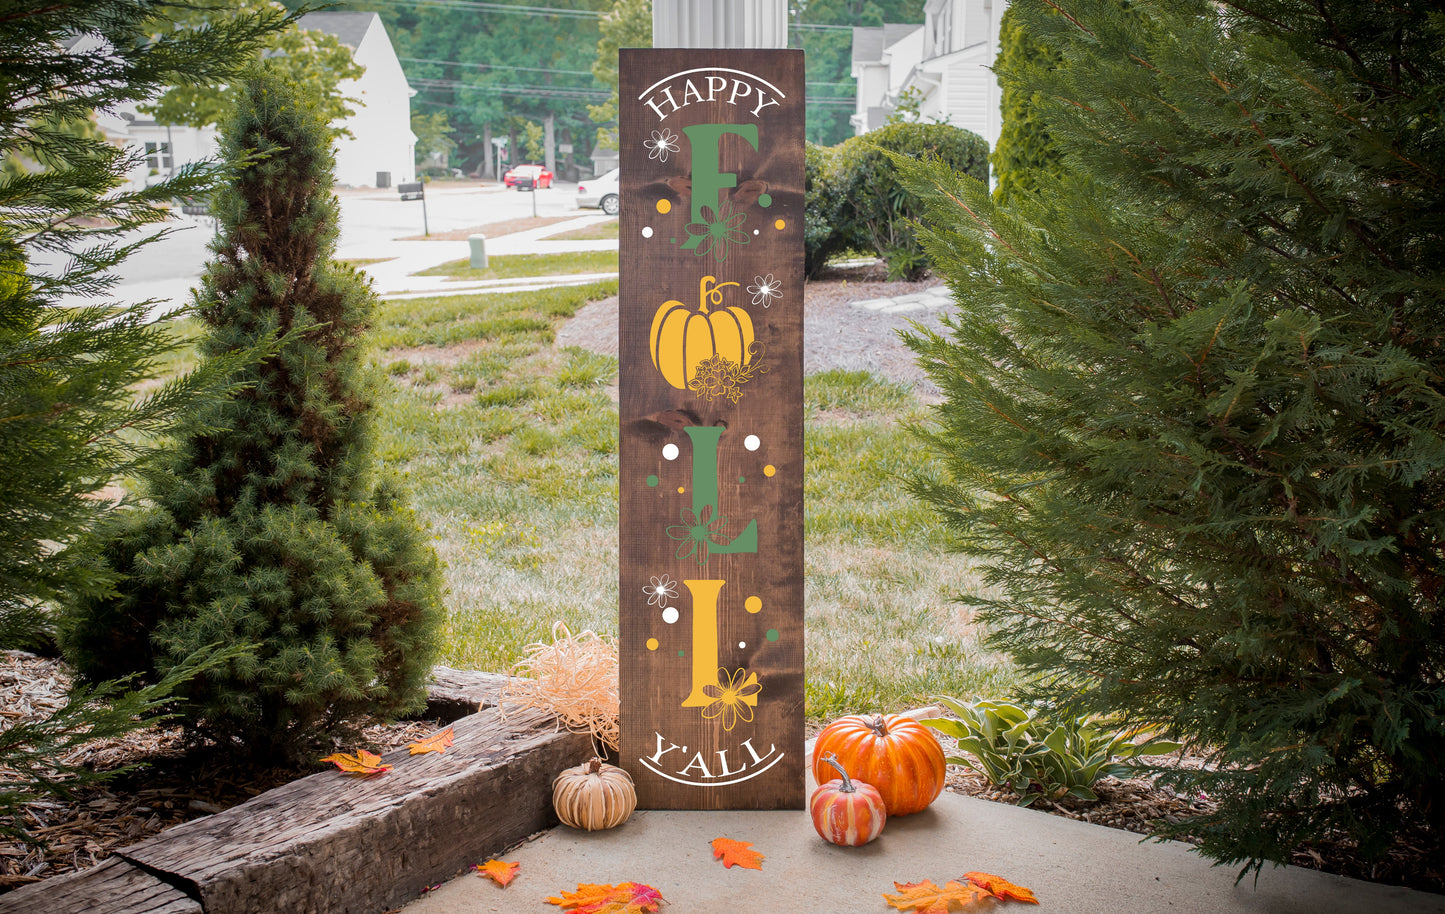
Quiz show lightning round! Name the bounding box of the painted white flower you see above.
[644,128,680,163]
[747,273,782,307]
[644,574,678,606]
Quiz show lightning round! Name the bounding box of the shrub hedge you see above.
[805,122,989,280]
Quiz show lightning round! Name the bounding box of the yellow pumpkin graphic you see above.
[649,275,754,390]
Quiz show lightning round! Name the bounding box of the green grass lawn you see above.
[153,280,1018,721]
[413,250,618,281]
[371,283,1017,719]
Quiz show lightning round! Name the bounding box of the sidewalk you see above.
[402,772,1445,914]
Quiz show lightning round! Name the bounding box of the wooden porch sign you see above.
[618,48,805,809]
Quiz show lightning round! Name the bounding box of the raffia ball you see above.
[552,758,637,831]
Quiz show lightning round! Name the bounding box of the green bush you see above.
[991,4,1065,205]
[60,72,445,763]
[803,124,988,280]
[803,142,847,279]
[923,697,1178,805]
[902,0,1445,877]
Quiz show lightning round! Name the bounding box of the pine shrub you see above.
[61,72,445,762]
[901,0,1444,877]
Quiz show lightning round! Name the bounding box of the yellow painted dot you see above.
[656,199,671,214]
[774,219,786,230]
[764,464,776,477]
[677,486,686,494]
[745,596,762,614]
[646,637,659,651]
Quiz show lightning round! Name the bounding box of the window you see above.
[144,141,171,171]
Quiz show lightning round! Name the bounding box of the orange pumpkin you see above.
[810,752,886,846]
[811,713,945,816]
[649,275,753,390]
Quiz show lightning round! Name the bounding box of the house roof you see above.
[296,11,378,49]
[851,23,924,64]
[852,26,885,64]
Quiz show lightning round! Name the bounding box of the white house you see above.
[298,11,417,188]
[93,11,415,190]
[851,0,1009,153]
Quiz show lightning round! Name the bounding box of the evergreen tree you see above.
[989,4,1063,204]
[2,0,290,838]
[2,0,290,667]
[903,0,1444,877]
[61,71,445,762]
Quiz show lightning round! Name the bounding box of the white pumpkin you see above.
[552,758,636,830]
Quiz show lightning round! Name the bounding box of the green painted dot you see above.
[738,475,746,483]
[678,649,686,657]
[670,237,677,244]
[646,474,659,487]
[758,193,772,207]
[765,629,779,642]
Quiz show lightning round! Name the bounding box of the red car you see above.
[503,164,553,189]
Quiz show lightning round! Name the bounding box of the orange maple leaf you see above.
[474,859,519,888]
[710,836,764,870]
[883,879,991,913]
[545,882,664,913]
[319,749,392,776]
[964,872,1039,904]
[408,726,456,755]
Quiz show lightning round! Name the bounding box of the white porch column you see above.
[652,0,788,49]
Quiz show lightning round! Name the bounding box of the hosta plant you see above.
[923,697,1179,805]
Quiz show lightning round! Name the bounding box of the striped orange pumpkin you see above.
[810,752,886,846]
[811,713,945,816]
[649,275,754,390]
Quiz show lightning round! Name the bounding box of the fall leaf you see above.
[319,749,392,776]
[710,836,764,870]
[408,726,456,755]
[883,879,991,913]
[546,882,664,913]
[964,872,1039,904]
[474,859,519,887]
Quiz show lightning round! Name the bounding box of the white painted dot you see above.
[642,226,654,238]
[744,434,760,451]
[662,443,679,460]
[662,606,679,624]
[753,229,760,235]
[738,641,747,649]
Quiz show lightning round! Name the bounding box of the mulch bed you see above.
[0,651,445,893]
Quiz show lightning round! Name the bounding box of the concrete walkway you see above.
[402,745,1445,914]
[402,793,1443,914]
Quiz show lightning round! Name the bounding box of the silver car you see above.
[576,168,620,215]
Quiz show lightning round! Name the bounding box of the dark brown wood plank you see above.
[117,705,590,914]
[618,49,806,810]
[0,857,201,914]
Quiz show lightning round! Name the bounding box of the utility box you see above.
[376,171,392,188]
[468,235,488,270]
